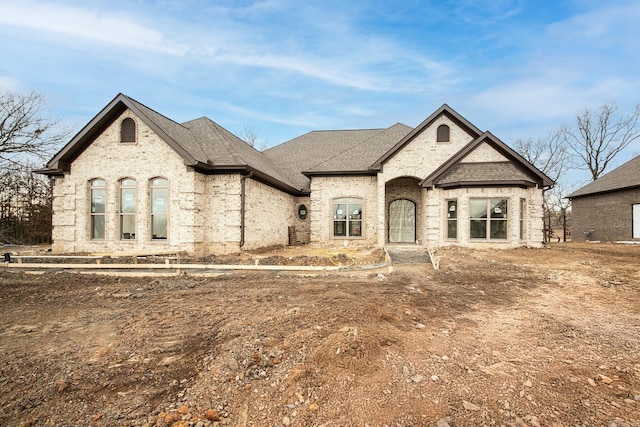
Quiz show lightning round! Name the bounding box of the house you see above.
[567,155,640,241]
[38,93,553,255]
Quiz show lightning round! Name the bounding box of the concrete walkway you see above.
[385,246,431,265]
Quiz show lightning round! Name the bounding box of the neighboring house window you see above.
[470,199,508,240]
[633,204,640,239]
[519,198,526,240]
[121,118,136,143]
[437,124,450,142]
[120,178,136,240]
[150,178,168,240]
[333,198,362,238]
[447,199,457,239]
[90,179,106,240]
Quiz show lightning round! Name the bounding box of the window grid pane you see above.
[91,215,105,240]
[120,181,136,240]
[333,198,363,238]
[447,200,457,239]
[90,180,105,240]
[470,199,508,240]
[151,180,168,240]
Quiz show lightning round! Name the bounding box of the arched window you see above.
[119,178,136,240]
[121,118,136,143]
[437,124,450,142]
[89,179,106,240]
[150,178,168,240]
[333,198,362,238]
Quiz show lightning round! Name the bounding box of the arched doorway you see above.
[388,199,416,243]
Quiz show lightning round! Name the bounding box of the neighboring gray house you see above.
[38,93,553,255]
[568,155,640,242]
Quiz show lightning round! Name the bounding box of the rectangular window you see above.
[333,198,362,238]
[120,179,136,239]
[519,198,526,240]
[446,199,457,239]
[470,198,508,240]
[90,180,105,240]
[151,178,168,240]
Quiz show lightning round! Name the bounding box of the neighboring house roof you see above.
[40,93,303,195]
[567,155,640,198]
[421,132,554,189]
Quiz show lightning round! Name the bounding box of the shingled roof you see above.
[263,128,392,191]
[567,155,640,198]
[421,131,554,189]
[303,123,413,175]
[40,94,302,194]
[433,162,538,188]
[40,94,554,197]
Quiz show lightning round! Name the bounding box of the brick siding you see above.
[571,188,640,241]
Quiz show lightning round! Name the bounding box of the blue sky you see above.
[1,0,639,186]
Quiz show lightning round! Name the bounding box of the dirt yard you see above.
[1,243,639,427]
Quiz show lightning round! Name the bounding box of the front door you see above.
[389,199,416,243]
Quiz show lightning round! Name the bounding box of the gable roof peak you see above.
[420,131,554,188]
[371,104,483,170]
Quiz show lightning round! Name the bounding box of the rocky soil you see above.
[1,243,639,426]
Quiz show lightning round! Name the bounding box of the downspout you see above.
[239,171,253,248]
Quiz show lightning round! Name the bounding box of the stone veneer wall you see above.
[309,175,378,245]
[51,109,199,254]
[376,116,475,246]
[243,178,305,250]
[194,176,305,254]
[194,173,242,255]
[382,115,475,179]
[425,187,544,247]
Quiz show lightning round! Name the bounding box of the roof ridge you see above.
[122,94,189,130]
[305,127,391,171]
[309,127,386,133]
[200,117,247,165]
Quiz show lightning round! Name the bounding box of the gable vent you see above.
[121,118,136,143]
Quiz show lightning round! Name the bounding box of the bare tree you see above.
[563,102,640,181]
[0,91,69,167]
[0,163,52,244]
[545,183,575,243]
[515,130,571,242]
[0,90,70,244]
[241,125,266,150]
[514,129,570,183]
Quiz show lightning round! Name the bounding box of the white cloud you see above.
[0,1,188,54]
[0,75,22,92]
[0,0,454,93]
[205,98,333,129]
